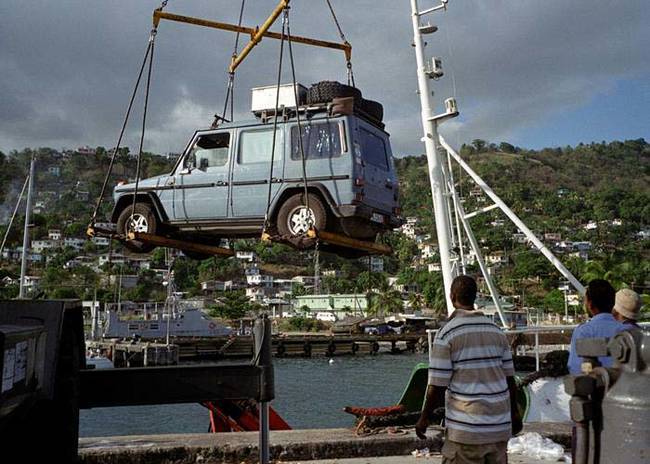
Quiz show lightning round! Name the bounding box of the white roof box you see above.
[251,83,307,113]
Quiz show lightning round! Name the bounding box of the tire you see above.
[307,81,362,105]
[116,202,158,253]
[358,98,384,122]
[276,193,327,240]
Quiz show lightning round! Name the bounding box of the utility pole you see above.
[19,155,35,299]
[409,0,458,314]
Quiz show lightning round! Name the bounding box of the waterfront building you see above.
[292,293,369,320]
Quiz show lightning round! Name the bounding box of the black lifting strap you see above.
[262,8,288,234]
[89,0,167,234]
[324,0,355,87]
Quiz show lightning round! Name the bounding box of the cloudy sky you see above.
[1,0,648,156]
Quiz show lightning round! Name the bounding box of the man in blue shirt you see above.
[567,279,621,374]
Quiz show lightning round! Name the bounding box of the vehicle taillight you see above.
[354,192,364,203]
[355,177,365,187]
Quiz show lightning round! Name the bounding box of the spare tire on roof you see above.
[358,98,384,122]
[307,81,362,105]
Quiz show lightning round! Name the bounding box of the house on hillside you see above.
[292,294,369,320]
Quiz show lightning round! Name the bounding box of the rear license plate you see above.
[371,213,384,224]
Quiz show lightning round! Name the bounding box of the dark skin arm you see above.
[415,384,446,439]
[507,376,523,435]
[415,378,523,440]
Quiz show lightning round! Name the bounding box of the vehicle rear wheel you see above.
[116,203,157,253]
[276,193,327,240]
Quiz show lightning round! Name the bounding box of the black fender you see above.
[111,192,169,224]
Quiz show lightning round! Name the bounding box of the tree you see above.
[209,290,260,320]
[471,139,487,153]
[368,281,403,316]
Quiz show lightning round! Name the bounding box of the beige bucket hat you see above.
[613,288,642,321]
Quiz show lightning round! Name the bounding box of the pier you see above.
[79,423,571,464]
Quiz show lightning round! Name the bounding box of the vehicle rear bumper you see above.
[338,204,403,228]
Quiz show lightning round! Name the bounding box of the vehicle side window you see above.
[239,129,283,164]
[359,127,388,169]
[291,121,341,160]
[187,133,230,172]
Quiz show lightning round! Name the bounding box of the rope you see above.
[262,9,288,234]
[220,0,247,123]
[129,29,157,226]
[88,38,154,229]
[285,9,310,214]
[324,0,355,87]
[0,174,29,257]
[89,0,168,230]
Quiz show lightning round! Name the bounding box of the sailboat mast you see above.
[18,155,35,299]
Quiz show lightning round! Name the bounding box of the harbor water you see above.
[79,352,428,437]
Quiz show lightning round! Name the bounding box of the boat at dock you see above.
[102,307,232,339]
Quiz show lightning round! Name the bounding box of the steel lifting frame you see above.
[127,231,235,257]
[152,0,352,73]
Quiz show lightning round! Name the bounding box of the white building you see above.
[64,237,86,250]
[235,251,257,262]
[32,239,61,253]
[485,252,507,266]
[419,243,438,261]
[399,217,418,239]
[92,236,111,247]
[48,229,62,240]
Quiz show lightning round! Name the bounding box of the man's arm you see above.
[507,376,523,436]
[415,384,446,439]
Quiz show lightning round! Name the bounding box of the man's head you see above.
[450,275,477,309]
[612,288,642,323]
[585,279,616,316]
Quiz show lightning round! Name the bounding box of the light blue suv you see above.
[112,98,402,254]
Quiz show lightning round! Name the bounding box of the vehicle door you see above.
[354,121,397,214]
[230,127,285,218]
[172,131,231,220]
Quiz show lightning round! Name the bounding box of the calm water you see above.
[79,353,428,437]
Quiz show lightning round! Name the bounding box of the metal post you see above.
[535,311,540,371]
[410,0,456,314]
[19,155,35,299]
[254,315,273,464]
[440,136,585,296]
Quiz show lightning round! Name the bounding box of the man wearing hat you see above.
[612,288,642,329]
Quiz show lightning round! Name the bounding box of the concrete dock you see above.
[79,423,571,464]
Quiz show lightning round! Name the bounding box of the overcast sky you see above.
[1,0,648,156]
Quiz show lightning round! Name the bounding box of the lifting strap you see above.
[261,8,288,235]
[324,0,355,87]
[219,0,247,123]
[88,0,168,236]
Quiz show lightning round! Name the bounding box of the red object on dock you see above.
[203,400,291,432]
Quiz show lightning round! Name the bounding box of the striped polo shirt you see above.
[428,309,515,445]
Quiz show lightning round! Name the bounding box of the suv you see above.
[111,83,402,255]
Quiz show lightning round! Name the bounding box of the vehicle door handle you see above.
[271,177,283,184]
[216,181,228,187]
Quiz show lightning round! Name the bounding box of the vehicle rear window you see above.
[239,129,283,164]
[359,128,389,169]
[291,121,341,160]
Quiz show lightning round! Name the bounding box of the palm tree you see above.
[368,282,403,317]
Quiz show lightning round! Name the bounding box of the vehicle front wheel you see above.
[276,193,327,241]
[116,203,158,253]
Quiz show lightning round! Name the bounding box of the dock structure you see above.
[87,333,428,365]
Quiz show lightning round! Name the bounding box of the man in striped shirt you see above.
[416,276,522,463]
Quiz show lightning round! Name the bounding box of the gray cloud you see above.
[1,0,648,155]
